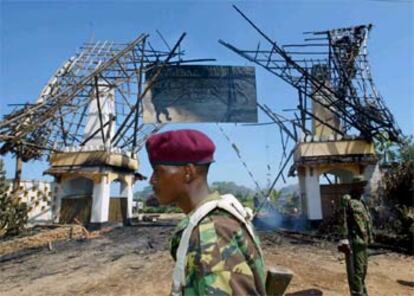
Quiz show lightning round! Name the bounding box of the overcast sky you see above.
[0,0,413,192]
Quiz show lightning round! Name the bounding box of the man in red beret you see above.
[146,129,266,296]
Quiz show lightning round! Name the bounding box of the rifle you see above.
[265,266,294,296]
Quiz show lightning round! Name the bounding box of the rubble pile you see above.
[0,224,88,257]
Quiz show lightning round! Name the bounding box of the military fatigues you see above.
[170,192,266,295]
[341,194,374,296]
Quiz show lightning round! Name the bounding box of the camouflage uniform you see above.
[170,192,266,295]
[341,194,374,296]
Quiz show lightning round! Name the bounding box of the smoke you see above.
[253,198,309,232]
[253,201,282,231]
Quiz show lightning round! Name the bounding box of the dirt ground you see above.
[0,216,413,296]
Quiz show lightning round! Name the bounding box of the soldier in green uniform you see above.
[146,129,266,295]
[338,175,374,296]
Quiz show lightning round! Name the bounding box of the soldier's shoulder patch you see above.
[194,209,244,252]
[198,217,218,247]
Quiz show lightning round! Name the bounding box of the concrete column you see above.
[120,179,133,221]
[304,167,323,220]
[52,183,64,224]
[298,172,307,216]
[90,175,110,225]
[363,163,379,196]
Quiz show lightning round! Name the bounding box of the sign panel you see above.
[143,65,258,123]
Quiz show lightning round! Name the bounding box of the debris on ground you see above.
[0,215,413,296]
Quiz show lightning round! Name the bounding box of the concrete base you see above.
[87,222,110,231]
[298,167,323,220]
[123,218,133,226]
[91,176,110,224]
[309,219,323,229]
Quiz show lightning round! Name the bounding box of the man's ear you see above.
[183,164,196,183]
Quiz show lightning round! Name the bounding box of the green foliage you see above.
[277,193,300,216]
[379,136,414,208]
[375,134,414,165]
[134,181,258,211]
[0,158,29,236]
[268,189,281,205]
[142,205,182,214]
[399,135,414,163]
[241,198,254,209]
[210,181,255,201]
[372,136,414,253]
[133,185,153,201]
[375,133,399,164]
[0,159,7,194]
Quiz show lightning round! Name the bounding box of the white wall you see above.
[6,180,56,225]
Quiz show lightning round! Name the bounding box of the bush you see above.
[142,205,182,214]
[0,159,29,236]
[371,136,414,253]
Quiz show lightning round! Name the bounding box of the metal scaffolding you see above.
[220,5,401,145]
[220,5,402,196]
[0,32,213,161]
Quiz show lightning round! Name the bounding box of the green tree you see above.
[373,136,414,253]
[278,193,300,216]
[0,158,29,236]
[210,181,254,201]
[133,185,154,201]
[268,189,281,205]
[382,136,414,207]
[374,132,399,164]
[398,136,414,163]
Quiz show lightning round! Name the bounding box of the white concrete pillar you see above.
[363,164,376,192]
[52,183,64,224]
[120,180,133,219]
[304,167,323,220]
[298,173,307,216]
[90,175,111,224]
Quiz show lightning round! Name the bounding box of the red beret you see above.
[146,129,215,166]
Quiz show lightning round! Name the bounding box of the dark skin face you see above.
[350,182,366,198]
[149,163,211,214]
